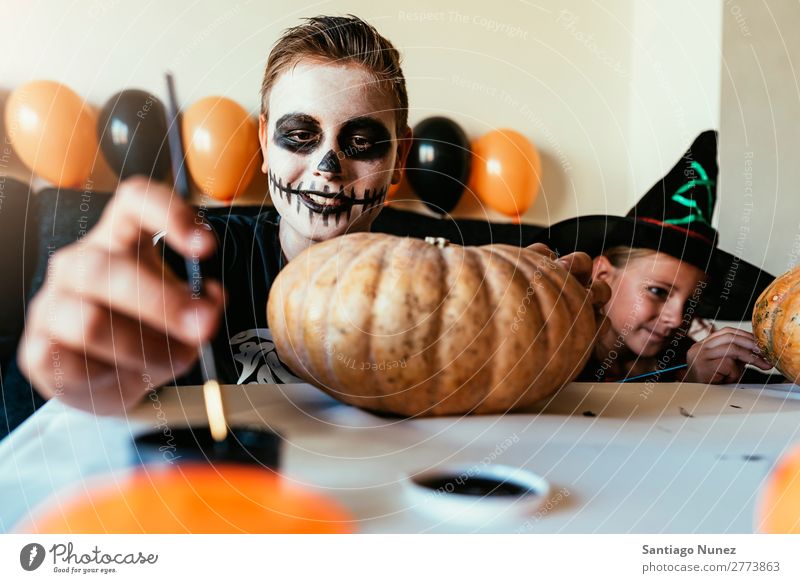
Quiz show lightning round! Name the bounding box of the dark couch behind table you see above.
[0,183,546,438]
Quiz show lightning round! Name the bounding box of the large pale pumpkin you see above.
[753,265,800,382]
[267,233,596,416]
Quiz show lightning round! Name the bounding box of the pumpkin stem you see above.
[424,236,450,248]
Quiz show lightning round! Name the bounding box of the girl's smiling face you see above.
[260,59,408,242]
[593,250,706,357]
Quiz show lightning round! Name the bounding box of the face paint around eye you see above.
[273,113,322,154]
[337,116,392,161]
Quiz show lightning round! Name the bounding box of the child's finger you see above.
[706,327,758,345]
[88,177,216,258]
[701,342,759,362]
[736,352,773,370]
[526,243,558,261]
[557,252,593,287]
[700,330,761,353]
[708,357,745,383]
[701,343,771,369]
[590,279,611,306]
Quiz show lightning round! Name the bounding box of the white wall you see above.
[0,0,721,224]
[627,0,722,207]
[718,0,800,277]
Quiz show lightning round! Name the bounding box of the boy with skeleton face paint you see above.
[18,15,607,414]
[260,16,412,260]
[184,15,413,386]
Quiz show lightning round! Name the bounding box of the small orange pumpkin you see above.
[23,464,352,534]
[268,233,596,417]
[752,265,800,382]
[756,444,800,533]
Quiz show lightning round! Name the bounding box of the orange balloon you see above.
[469,129,541,219]
[757,444,800,533]
[24,464,353,534]
[182,96,260,202]
[4,80,98,187]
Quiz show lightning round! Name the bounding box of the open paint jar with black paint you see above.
[132,425,282,469]
[404,464,551,524]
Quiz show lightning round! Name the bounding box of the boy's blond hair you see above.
[260,15,408,135]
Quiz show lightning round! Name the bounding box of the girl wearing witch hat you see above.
[536,130,777,384]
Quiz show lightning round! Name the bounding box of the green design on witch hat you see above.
[625,129,719,246]
[666,160,715,227]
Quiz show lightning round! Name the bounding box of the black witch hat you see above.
[533,130,774,320]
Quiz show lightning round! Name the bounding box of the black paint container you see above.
[133,426,282,469]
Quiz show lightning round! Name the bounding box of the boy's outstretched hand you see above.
[684,327,773,384]
[17,177,226,414]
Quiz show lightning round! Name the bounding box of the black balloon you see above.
[406,116,471,214]
[97,89,170,180]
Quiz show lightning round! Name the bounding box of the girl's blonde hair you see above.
[602,246,658,268]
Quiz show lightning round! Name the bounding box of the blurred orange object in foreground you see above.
[24,464,353,534]
[757,445,800,533]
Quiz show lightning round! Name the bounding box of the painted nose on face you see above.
[316,149,342,175]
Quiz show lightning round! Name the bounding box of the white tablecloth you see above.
[1,381,799,533]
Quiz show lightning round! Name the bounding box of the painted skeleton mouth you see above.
[268,170,387,225]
